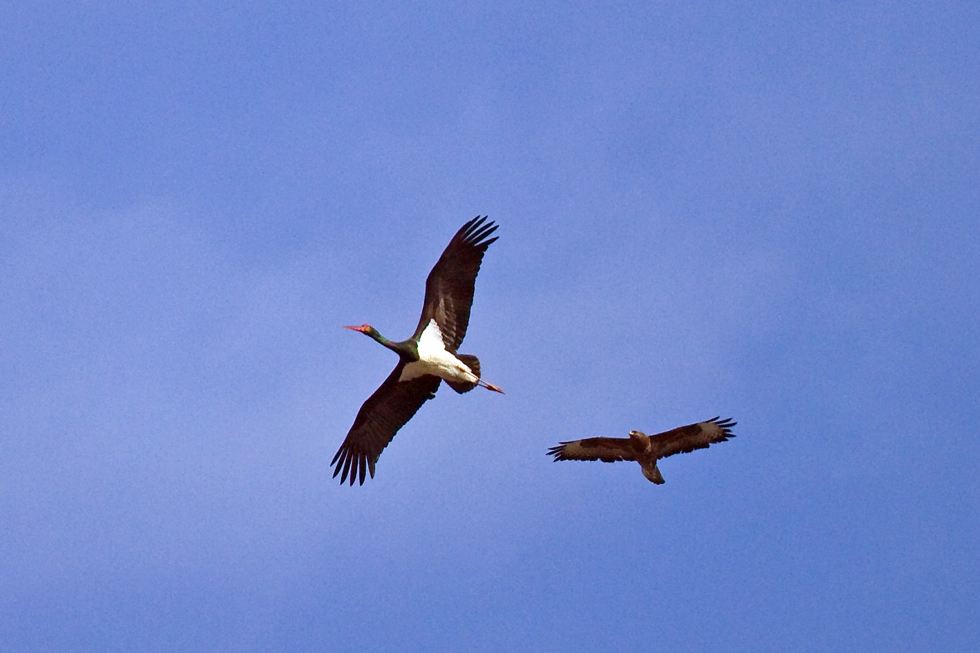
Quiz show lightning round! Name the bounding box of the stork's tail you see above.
[445,355,504,394]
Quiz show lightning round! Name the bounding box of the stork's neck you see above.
[346,324,419,361]
[367,330,393,347]
[372,332,418,361]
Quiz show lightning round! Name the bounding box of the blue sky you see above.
[2,1,978,650]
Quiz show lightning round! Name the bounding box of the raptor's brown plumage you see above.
[548,417,736,484]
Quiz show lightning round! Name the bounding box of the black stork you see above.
[332,216,503,485]
[547,417,736,484]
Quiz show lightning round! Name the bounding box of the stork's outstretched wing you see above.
[414,216,498,353]
[331,367,442,485]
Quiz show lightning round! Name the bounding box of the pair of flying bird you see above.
[333,217,735,486]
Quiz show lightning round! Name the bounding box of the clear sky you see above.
[2,1,978,651]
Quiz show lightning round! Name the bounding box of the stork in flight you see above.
[332,217,503,485]
[547,417,736,484]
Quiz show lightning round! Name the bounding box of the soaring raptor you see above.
[547,417,736,484]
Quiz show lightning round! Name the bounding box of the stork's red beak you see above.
[343,324,370,333]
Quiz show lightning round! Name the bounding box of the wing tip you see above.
[331,445,376,486]
[706,416,737,438]
[459,215,499,248]
[548,440,582,461]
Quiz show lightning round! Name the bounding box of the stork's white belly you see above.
[398,319,477,384]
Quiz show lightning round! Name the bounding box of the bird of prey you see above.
[547,417,736,484]
[332,217,502,485]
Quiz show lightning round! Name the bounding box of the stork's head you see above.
[343,324,378,337]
